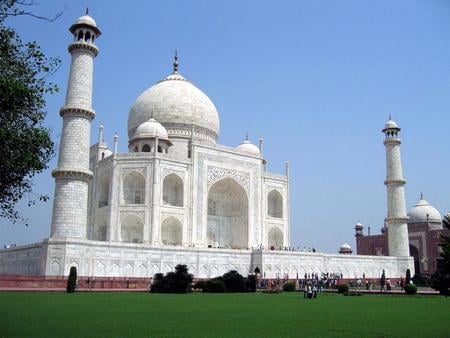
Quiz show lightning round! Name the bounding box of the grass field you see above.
[0,292,449,337]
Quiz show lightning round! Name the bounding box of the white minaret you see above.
[382,117,410,257]
[50,10,101,238]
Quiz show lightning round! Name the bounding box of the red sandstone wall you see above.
[0,275,151,290]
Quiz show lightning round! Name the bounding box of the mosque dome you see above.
[235,139,260,155]
[407,197,442,229]
[128,56,220,144]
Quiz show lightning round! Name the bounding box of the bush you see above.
[151,265,193,293]
[223,270,246,292]
[66,266,77,293]
[210,279,226,293]
[150,273,164,293]
[406,269,411,285]
[193,280,206,291]
[245,275,257,292]
[283,282,296,292]
[412,274,430,287]
[337,283,349,294]
[404,283,418,295]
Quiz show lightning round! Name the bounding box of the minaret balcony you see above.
[384,179,406,185]
[60,107,96,120]
[68,42,99,56]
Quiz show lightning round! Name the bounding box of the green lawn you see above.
[0,292,449,337]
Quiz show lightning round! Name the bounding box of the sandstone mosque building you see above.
[0,13,414,279]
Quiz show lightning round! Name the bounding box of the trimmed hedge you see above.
[337,283,349,294]
[66,266,77,293]
[283,282,296,292]
[404,283,418,295]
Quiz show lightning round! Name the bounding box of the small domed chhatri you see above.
[384,119,398,129]
[235,136,261,155]
[407,195,442,230]
[129,117,172,153]
[133,118,170,140]
[69,8,101,36]
[339,243,352,255]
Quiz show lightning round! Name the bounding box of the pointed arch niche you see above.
[268,227,283,249]
[121,214,144,243]
[268,189,283,218]
[161,217,182,246]
[123,171,145,204]
[162,173,184,207]
[207,177,248,249]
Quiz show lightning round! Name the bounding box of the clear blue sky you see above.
[1,0,449,253]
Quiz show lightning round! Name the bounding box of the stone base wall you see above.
[262,251,413,279]
[0,275,150,290]
[0,239,413,279]
[0,243,46,276]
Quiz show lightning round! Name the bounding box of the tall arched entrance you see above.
[409,244,420,275]
[207,177,248,249]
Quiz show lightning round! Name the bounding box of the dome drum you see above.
[160,123,218,144]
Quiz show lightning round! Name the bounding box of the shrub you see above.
[412,274,430,287]
[223,270,246,292]
[194,280,206,291]
[66,266,77,293]
[406,269,411,285]
[210,279,226,293]
[245,275,257,292]
[337,283,349,294]
[404,283,418,295]
[151,265,193,293]
[150,273,164,293]
[283,282,296,292]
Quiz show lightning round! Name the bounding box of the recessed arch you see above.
[121,214,144,243]
[268,227,283,249]
[268,189,283,218]
[142,144,150,152]
[409,244,420,275]
[97,175,109,208]
[207,177,248,249]
[163,173,184,207]
[123,171,145,204]
[161,217,182,246]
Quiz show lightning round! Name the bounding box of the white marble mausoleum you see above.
[0,12,413,279]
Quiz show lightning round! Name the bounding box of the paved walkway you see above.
[324,287,439,295]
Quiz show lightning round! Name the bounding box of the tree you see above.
[0,0,61,225]
[380,269,386,292]
[431,213,450,296]
[66,266,77,293]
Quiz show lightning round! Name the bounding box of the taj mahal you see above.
[0,12,415,279]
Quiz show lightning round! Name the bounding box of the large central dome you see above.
[128,71,220,144]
